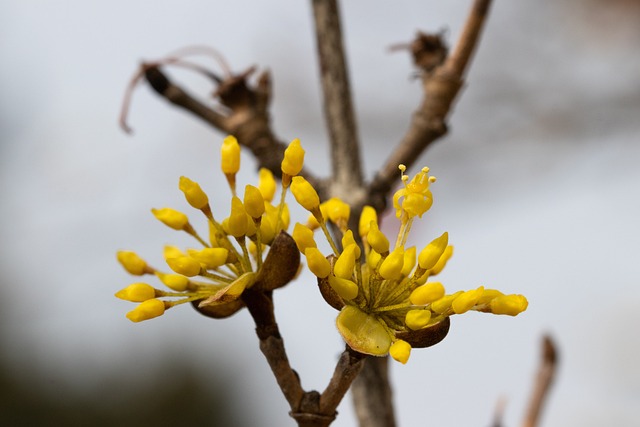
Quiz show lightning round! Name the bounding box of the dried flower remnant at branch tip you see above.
[115,135,303,322]
[292,164,528,364]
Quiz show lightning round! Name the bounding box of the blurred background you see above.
[1,0,639,426]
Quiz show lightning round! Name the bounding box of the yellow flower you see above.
[116,135,302,322]
[295,165,527,362]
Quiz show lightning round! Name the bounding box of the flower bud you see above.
[126,299,166,323]
[187,248,229,269]
[116,251,148,275]
[227,197,248,237]
[359,206,377,238]
[405,309,432,330]
[401,246,416,276]
[243,185,265,219]
[379,246,405,280]
[418,232,448,270]
[221,135,240,174]
[341,230,361,259]
[305,247,331,278]
[328,275,359,300]
[430,291,463,314]
[490,294,528,316]
[367,222,389,254]
[166,256,201,277]
[258,168,277,202]
[155,272,190,292]
[409,282,445,305]
[293,223,317,253]
[179,176,208,209]
[151,208,189,230]
[428,245,453,276]
[281,138,305,177]
[323,197,350,225]
[115,283,157,302]
[290,176,320,212]
[163,245,185,260]
[389,340,411,364]
[452,286,484,314]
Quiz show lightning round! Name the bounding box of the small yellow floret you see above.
[409,282,445,305]
[126,299,166,323]
[359,206,377,238]
[151,208,189,230]
[156,272,190,292]
[115,283,156,302]
[116,251,148,275]
[367,222,389,254]
[452,286,485,314]
[166,256,202,277]
[418,232,449,270]
[281,138,305,177]
[334,244,358,279]
[428,245,454,276]
[290,176,320,212]
[341,230,361,259]
[258,168,277,202]
[221,135,241,174]
[323,198,350,225]
[293,223,317,253]
[389,340,411,364]
[244,185,265,219]
[430,291,463,314]
[379,246,405,280]
[163,245,185,260]
[490,294,528,316]
[405,309,432,330]
[179,176,209,209]
[188,248,229,269]
[328,275,359,300]
[401,247,416,276]
[228,197,248,237]
[305,247,331,278]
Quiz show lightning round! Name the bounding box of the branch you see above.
[522,335,558,427]
[368,0,493,210]
[311,0,364,199]
[351,357,396,427]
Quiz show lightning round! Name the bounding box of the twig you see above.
[522,335,558,427]
[368,0,493,210]
[311,0,364,200]
[351,357,396,427]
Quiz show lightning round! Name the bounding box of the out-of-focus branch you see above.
[522,335,558,427]
[351,357,396,427]
[368,0,493,211]
[311,0,364,201]
[132,64,324,192]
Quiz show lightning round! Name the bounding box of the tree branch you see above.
[311,0,364,200]
[522,335,558,427]
[368,0,493,210]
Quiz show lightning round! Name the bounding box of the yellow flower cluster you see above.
[291,164,528,364]
[115,136,304,322]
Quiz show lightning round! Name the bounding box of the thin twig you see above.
[522,335,558,427]
[311,0,364,200]
[319,347,366,412]
[368,0,493,210]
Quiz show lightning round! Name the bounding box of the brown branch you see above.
[522,335,558,427]
[311,0,364,199]
[368,0,493,210]
[351,357,396,427]
[319,347,366,412]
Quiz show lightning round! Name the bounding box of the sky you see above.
[1,1,639,426]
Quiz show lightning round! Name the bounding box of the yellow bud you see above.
[163,245,185,260]
[379,246,405,280]
[428,245,454,276]
[244,213,257,236]
[328,275,359,300]
[290,176,320,212]
[409,282,445,305]
[405,309,432,330]
[116,251,147,275]
[389,340,411,364]
[187,248,229,269]
[418,232,449,270]
[306,213,321,230]
[452,286,485,314]
[221,135,241,174]
[334,244,358,279]
[359,206,377,238]
[155,272,189,292]
[258,168,277,202]
[401,246,416,276]
[430,291,463,314]
[228,197,248,237]
[324,197,350,225]
[166,256,201,277]
[293,223,317,253]
[259,215,277,244]
[477,289,504,305]
[126,299,166,323]
[281,138,305,177]
[243,185,265,219]
[367,222,389,254]
[179,176,209,209]
[367,250,381,270]
[341,230,361,259]
[490,294,528,316]
[305,247,331,278]
[151,208,189,230]
[115,283,157,302]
